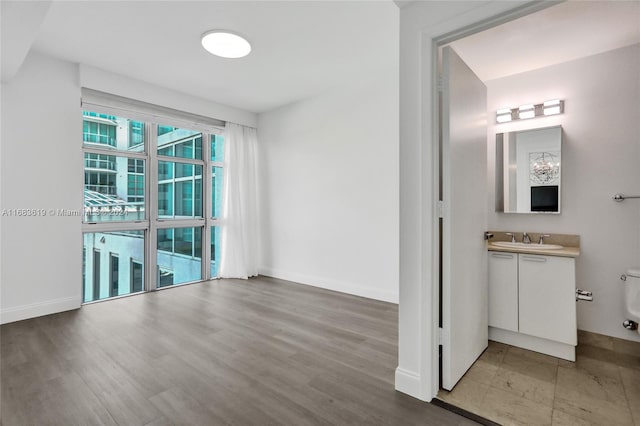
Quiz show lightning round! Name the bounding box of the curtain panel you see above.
[219,122,259,279]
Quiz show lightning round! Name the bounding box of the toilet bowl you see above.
[623,268,640,334]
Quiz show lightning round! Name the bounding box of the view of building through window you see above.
[82,111,224,303]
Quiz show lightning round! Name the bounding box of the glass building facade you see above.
[82,111,224,303]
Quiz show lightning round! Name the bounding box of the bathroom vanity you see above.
[487,232,580,361]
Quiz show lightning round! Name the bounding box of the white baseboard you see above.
[395,367,430,401]
[489,326,576,361]
[1,296,81,324]
[258,266,398,304]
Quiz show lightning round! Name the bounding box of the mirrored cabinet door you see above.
[495,125,562,214]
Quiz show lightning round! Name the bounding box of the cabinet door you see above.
[518,254,576,345]
[488,252,519,331]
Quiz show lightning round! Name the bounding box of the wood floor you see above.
[1,276,477,425]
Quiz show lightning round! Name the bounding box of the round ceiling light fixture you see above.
[201,31,251,59]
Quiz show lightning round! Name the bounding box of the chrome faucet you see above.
[522,232,531,244]
[539,234,551,244]
[505,232,516,243]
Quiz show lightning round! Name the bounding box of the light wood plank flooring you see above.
[1,276,477,425]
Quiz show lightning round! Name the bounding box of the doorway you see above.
[433,1,640,424]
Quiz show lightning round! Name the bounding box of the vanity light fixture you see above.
[496,99,564,123]
[201,31,251,58]
[496,108,513,123]
[543,99,563,116]
[518,104,535,120]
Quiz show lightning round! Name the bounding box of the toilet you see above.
[623,268,640,333]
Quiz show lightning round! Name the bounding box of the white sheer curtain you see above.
[218,122,259,279]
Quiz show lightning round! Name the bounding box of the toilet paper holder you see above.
[576,289,593,302]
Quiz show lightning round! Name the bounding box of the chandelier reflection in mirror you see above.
[530,152,560,185]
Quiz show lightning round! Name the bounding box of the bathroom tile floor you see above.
[437,331,640,426]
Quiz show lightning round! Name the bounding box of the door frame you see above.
[430,1,561,397]
[395,0,562,401]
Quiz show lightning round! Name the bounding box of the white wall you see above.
[257,65,400,303]
[1,52,82,323]
[487,44,640,343]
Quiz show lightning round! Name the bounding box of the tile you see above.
[501,347,559,384]
[490,366,556,407]
[619,366,640,426]
[553,392,634,426]
[506,346,560,366]
[437,380,490,414]
[576,343,640,371]
[481,341,509,366]
[554,364,633,426]
[551,409,595,426]
[577,330,614,350]
[612,337,640,359]
[558,353,623,381]
[478,385,552,426]
[461,358,499,385]
[556,361,626,404]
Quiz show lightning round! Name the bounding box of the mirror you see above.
[495,125,562,214]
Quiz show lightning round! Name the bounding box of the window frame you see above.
[81,102,224,304]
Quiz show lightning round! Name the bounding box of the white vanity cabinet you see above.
[488,252,518,332]
[488,250,577,361]
[518,254,576,346]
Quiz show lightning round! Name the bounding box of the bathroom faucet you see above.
[522,232,531,244]
[505,232,516,243]
[539,234,551,244]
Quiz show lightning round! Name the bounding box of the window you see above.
[92,249,101,301]
[82,112,144,153]
[109,254,119,297]
[129,121,145,149]
[158,268,174,288]
[83,155,146,222]
[83,114,116,147]
[83,231,145,303]
[82,107,224,304]
[211,226,220,277]
[127,159,145,204]
[157,227,202,286]
[157,127,202,160]
[131,260,144,293]
[157,162,203,219]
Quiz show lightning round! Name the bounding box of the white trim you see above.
[82,88,226,132]
[395,367,429,401]
[1,296,81,325]
[79,64,257,128]
[489,327,575,361]
[396,0,560,403]
[258,267,398,304]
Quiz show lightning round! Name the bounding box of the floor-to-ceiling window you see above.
[81,108,224,303]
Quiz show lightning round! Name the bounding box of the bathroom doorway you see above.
[434,1,640,424]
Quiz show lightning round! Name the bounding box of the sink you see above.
[492,241,563,250]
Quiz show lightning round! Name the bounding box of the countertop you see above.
[487,231,580,258]
[487,241,580,258]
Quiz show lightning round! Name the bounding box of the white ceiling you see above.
[5,1,640,114]
[450,1,640,82]
[28,1,399,114]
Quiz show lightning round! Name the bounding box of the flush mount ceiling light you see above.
[201,31,251,59]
